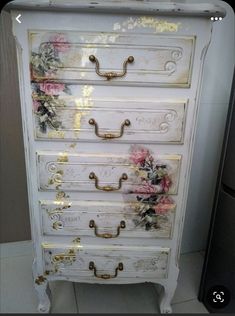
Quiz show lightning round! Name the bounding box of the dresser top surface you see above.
[7,0,226,18]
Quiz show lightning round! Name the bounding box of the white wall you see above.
[181,0,235,253]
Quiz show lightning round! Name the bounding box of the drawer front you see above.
[41,198,176,238]
[43,243,170,279]
[33,85,187,144]
[30,31,194,87]
[37,148,181,194]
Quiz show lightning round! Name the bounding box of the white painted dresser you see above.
[10,0,226,313]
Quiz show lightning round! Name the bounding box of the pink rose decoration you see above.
[160,175,172,193]
[33,99,40,111]
[49,33,70,52]
[158,196,174,204]
[134,181,156,194]
[39,83,65,96]
[130,146,151,165]
[154,204,170,215]
[154,196,174,214]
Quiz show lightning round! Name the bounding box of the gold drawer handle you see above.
[89,172,128,191]
[88,118,130,139]
[89,261,124,279]
[52,249,76,264]
[89,220,126,238]
[89,55,134,80]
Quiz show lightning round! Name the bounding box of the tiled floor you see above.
[0,241,209,313]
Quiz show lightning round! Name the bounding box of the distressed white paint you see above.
[30,31,195,86]
[37,151,181,193]
[35,97,187,143]
[11,2,224,313]
[41,199,176,238]
[32,259,51,313]
[7,0,226,18]
[43,243,170,279]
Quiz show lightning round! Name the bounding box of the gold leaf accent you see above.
[56,191,69,200]
[73,85,94,136]
[74,112,82,130]
[53,200,64,205]
[72,237,80,244]
[48,178,54,185]
[52,221,63,230]
[47,130,65,138]
[35,275,47,285]
[55,184,62,190]
[82,85,94,97]
[116,16,181,33]
[57,152,68,163]
[69,143,77,148]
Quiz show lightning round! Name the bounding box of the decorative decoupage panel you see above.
[41,197,176,238]
[32,83,187,143]
[37,145,181,194]
[42,243,170,279]
[29,31,194,86]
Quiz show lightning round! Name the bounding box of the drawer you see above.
[41,198,176,239]
[33,87,187,144]
[37,148,181,194]
[43,243,170,279]
[30,31,194,87]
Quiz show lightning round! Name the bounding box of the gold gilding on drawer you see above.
[53,200,64,205]
[69,143,77,149]
[35,275,47,285]
[82,85,94,98]
[73,85,94,135]
[48,178,54,185]
[74,112,82,130]
[52,221,63,230]
[47,130,65,139]
[57,152,68,163]
[56,191,70,201]
[72,237,80,244]
[51,249,77,266]
[113,17,181,33]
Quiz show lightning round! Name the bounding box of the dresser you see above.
[10,1,226,313]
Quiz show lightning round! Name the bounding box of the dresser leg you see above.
[158,277,178,314]
[34,277,51,313]
[33,261,51,313]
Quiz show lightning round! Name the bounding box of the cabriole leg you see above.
[33,260,51,313]
[158,279,178,314]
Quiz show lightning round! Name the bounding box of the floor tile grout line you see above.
[0,253,33,260]
[172,297,200,306]
[73,282,79,313]
[152,280,200,310]
[172,297,198,305]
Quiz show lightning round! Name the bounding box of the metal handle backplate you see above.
[89,220,126,238]
[89,261,123,279]
[89,172,128,191]
[89,55,134,80]
[89,118,130,139]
